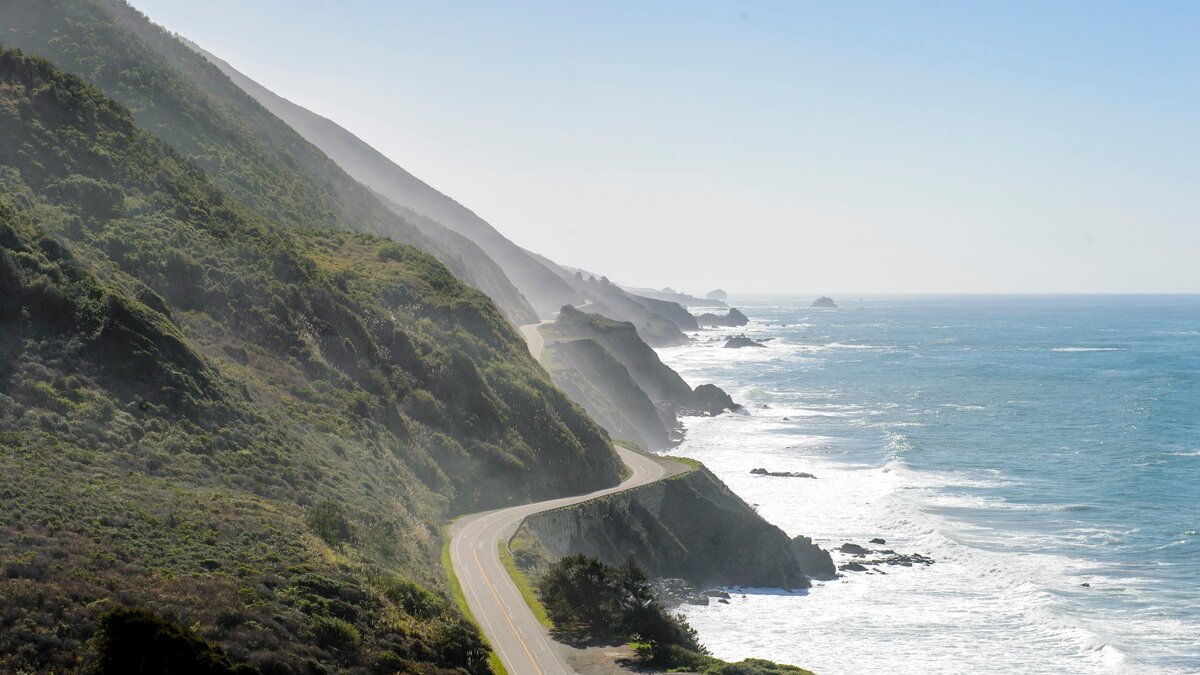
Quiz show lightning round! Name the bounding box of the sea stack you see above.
[811,296,837,308]
[706,288,728,301]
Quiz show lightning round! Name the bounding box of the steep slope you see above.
[185,39,580,318]
[524,249,691,347]
[541,335,675,451]
[540,307,740,450]
[0,47,620,673]
[0,0,538,323]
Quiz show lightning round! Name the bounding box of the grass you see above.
[499,537,552,629]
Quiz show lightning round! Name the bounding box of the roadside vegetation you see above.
[534,555,815,674]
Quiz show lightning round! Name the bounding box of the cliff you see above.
[517,465,811,589]
[541,336,676,451]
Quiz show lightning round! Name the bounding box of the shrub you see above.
[309,615,360,654]
[305,499,353,548]
[93,607,257,674]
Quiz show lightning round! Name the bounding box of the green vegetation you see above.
[500,535,553,629]
[537,554,704,668]
[535,555,814,674]
[93,607,257,674]
[0,0,543,324]
[0,44,619,673]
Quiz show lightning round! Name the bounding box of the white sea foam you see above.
[656,375,1187,674]
[1050,347,1123,352]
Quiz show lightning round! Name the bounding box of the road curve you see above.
[519,300,593,362]
[518,320,552,361]
[449,445,672,675]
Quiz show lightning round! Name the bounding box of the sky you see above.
[129,0,1198,295]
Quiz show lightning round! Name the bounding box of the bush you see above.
[309,615,360,654]
[305,499,353,548]
[93,607,257,674]
[537,554,704,666]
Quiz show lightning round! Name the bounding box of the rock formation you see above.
[696,307,749,327]
[725,336,767,349]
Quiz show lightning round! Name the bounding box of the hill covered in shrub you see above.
[0,46,619,673]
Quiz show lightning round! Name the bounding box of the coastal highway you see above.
[518,319,552,361]
[448,445,673,675]
[521,300,593,362]
[450,305,676,673]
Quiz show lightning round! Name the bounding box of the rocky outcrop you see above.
[751,468,815,479]
[696,307,749,327]
[811,296,837,308]
[684,384,742,416]
[791,536,837,580]
[834,541,935,573]
[518,467,811,589]
[706,289,728,301]
[724,336,766,349]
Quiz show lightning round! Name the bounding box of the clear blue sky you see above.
[130,0,1198,294]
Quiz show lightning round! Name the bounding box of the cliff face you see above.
[518,466,810,589]
[554,306,694,405]
[627,293,700,332]
[542,337,675,451]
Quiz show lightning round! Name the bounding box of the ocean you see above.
[656,295,1200,674]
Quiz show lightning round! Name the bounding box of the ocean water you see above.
[657,295,1200,675]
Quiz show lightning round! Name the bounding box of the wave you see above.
[1050,347,1122,352]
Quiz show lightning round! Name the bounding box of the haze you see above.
[128,0,1198,294]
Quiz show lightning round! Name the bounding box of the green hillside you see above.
[0,0,540,324]
[0,46,619,673]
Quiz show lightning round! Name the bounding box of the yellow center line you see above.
[472,511,545,675]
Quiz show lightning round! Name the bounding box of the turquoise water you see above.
[659,295,1200,674]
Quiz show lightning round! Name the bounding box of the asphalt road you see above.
[448,445,673,675]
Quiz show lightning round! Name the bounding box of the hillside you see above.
[542,335,676,451]
[524,249,691,347]
[0,46,620,673]
[184,39,580,318]
[0,0,539,324]
[540,307,740,450]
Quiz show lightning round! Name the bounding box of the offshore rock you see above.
[724,336,766,349]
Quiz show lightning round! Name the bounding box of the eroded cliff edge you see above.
[516,464,811,589]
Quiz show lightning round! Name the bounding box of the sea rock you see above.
[751,468,816,479]
[791,535,837,580]
[839,543,869,556]
[697,307,750,327]
[869,538,887,545]
[724,336,766,349]
[840,562,867,572]
[681,383,742,416]
[651,578,709,608]
[811,296,837,308]
[706,289,728,301]
[702,589,732,599]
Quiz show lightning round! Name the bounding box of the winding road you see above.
[448,307,681,674]
[449,446,674,674]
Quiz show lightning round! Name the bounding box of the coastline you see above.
[649,296,1200,674]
